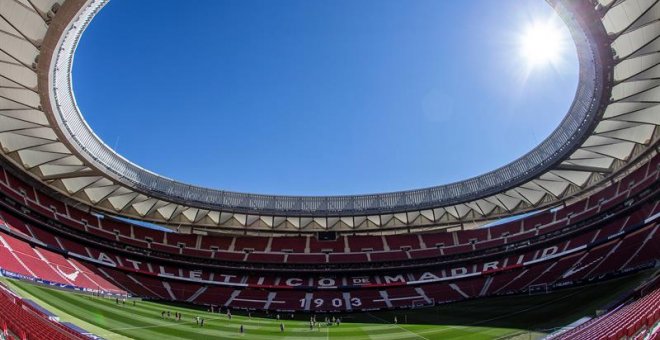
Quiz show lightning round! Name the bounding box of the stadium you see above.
[0,0,659,339]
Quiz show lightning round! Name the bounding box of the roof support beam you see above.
[555,164,613,173]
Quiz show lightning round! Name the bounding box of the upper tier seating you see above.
[308,236,345,253]
[0,153,656,269]
[347,235,385,252]
[527,211,557,230]
[99,218,131,237]
[270,236,306,253]
[420,232,455,248]
[166,233,198,248]
[233,236,268,252]
[34,191,66,215]
[385,234,421,250]
[456,229,489,244]
[131,225,165,243]
[200,235,233,251]
[5,173,35,201]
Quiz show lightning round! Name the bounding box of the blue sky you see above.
[73,0,578,196]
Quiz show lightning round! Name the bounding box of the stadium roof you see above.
[0,0,657,232]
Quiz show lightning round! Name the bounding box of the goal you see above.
[528,283,551,295]
[412,298,434,308]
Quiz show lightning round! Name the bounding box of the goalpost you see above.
[528,283,551,295]
[412,298,434,309]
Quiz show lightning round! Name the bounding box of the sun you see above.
[519,20,566,68]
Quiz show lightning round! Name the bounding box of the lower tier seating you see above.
[551,285,660,340]
[58,220,656,313]
[0,232,123,294]
[0,283,85,340]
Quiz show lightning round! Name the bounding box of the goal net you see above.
[412,298,434,309]
[528,283,551,295]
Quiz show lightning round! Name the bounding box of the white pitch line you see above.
[415,288,585,337]
[97,315,314,339]
[365,313,429,340]
[101,315,225,333]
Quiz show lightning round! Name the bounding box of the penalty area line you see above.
[415,288,585,336]
[365,313,429,340]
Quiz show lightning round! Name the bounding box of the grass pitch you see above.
[2,272,650,340]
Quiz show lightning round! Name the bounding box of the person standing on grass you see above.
[161,311,165,319]
[196,316,199,326]
[240,324,244,334]
[201,318,205,327]
[394,316,398,324]
[280,322,284,332]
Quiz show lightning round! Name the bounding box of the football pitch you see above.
[2,272,650,340]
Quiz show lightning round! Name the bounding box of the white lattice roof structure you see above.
[0,0,657,233]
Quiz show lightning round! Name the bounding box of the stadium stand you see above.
[309,235,345,253]
[0,282,86,339]
[550,278,660,340]
[0,152,657,314]
[1,152,656,266]
[0,228,123,294]
[0,0,656,337]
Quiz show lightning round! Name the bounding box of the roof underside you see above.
[0,0,657,232]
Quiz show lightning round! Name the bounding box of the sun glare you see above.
[520,20,566,68]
